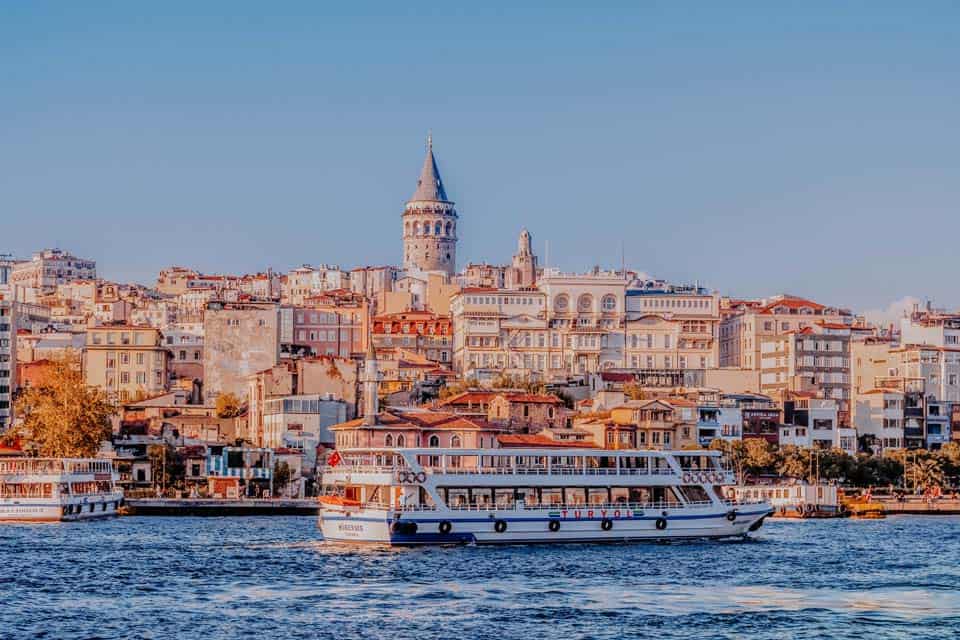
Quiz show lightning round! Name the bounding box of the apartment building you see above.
[292,290,368,357]
[719,294,852,370]
[759,322,851,420]
[854,389,905,452]
[83,325,170,403]
[372,310,452,364]
[10,248,96,293]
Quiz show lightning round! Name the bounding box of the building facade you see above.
[203,301,280,401]
[83,325,170,402]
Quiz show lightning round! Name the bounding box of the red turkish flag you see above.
[327,451,343,468]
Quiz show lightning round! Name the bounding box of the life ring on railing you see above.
[655,517,668,531]
[396,470,411,483]
[494,519,508,533]
[726,510,738,522]
[682,472,692,483]
[548,519,561,532]
[601,518,613,531]
[438,520,452,534]
[415,472,427,483]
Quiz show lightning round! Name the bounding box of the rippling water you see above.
[3,516,960,639]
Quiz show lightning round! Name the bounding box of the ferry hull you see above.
[320,505,773,545]
[0,494,124,523]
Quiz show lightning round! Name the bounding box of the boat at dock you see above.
[0,457,123,522]
[729,483,847,519]
[318,447,772,545]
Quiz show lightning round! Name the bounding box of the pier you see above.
[123,498,319,517]
[873,498,960,515]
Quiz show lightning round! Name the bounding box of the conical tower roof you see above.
[409,133,450,203]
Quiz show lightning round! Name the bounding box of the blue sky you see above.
[3,2,959,313]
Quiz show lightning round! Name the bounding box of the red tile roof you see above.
[758,296,825,313]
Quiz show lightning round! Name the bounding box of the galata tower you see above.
[402,134,458,276]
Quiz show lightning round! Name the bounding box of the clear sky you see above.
[3,2,959,314]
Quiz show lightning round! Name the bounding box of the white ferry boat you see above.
[0,457,123,522]
[318,447,772,545]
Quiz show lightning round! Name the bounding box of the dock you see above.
[873,498,960,515]
[123,498,319,516]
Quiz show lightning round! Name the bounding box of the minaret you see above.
[362,328,379,425]
[402,133,458,276]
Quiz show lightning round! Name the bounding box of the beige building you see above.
[83,325,170,403]
[719,294,852,370]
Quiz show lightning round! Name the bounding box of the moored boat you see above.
[0,457,123,522]
[729,483,844,519]
[318,447,772,545]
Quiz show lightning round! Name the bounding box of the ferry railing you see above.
[324,464,683,477]
[390,500,724,513]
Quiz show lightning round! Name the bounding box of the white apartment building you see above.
[10,249,96,292]
[720,294,852,370]
[900,311,960,348]
[853,389,904,452]
[283,265,349,306]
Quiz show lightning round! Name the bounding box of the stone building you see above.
[402,135,458,276]
[505,229,538,289]
[10,248,96,293]
[487,393,569,430]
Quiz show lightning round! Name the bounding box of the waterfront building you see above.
[10,248,96,293]
[780,394,855,454]
[719,294,852,370]
[203,301,280,401]
[83,325,170,403]
[402,135,458,277]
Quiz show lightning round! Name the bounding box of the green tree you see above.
[9,357,115,457]
[147,443,185,494]
[215,392,243,418]
[905,457,945,491]
[709,439,746,480]
[623,382,646,401]
[742,438,777,477]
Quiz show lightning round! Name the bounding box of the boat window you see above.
[445,487,469,507]
[611,487,630,504]
[565,488,586,505]
[586,488,609,505]
[677,485,711,503]
[515,487,537,506]
[540,488,563,506]
[494,489,514,508]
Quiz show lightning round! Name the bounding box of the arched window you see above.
[423,223,431,235]
[601,294,616,312]
[413,221,421,235]
[554,294,569,312]
[404,221,410,236]
[450,435,462,448]
[396,434,405,447]
[445,221,452,236]
[384,434,393,447]
[434,221,442,235]
[428,435,440,448]
[578,294,594,312]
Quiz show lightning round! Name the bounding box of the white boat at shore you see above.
[0,457,123,522]
[318,447,772,545]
